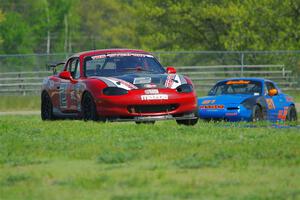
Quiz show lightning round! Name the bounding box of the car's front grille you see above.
[128,104,179,114]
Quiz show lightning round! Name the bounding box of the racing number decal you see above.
[277,107,288,120]
[266,98,275,110]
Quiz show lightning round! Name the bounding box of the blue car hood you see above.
[198,94,254,105]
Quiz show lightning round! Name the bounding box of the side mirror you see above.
[47,62,65,75]
[166,66,176,74]
[268,88,278,96]
[59,71,77,84]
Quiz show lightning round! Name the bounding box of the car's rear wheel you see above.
[251,105,263,122]
[82,93,99,121]
[41,92,55,120]
[286,105,297,121]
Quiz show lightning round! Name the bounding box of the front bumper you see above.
[94,88,198,118]
[198,105,252,122]
[107,112,198,122]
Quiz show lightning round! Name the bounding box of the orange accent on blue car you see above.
[266,98,275,110]
[226,80,250,85]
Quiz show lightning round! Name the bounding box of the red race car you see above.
[41,49,198,125]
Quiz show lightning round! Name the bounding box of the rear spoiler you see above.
[46,62,65,75]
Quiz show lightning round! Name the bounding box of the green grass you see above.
[0,96,40,111]
[0,116,300,199]
[0,92,299,112]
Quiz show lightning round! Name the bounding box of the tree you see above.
[0,12,34,54]
[0,9,4,46]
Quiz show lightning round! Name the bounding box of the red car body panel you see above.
[42,49,198,121]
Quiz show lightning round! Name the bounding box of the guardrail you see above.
[177,64,298,91]
[0,65,298,95]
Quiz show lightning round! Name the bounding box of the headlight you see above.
[103,87,128,95]
[176,84,193,93]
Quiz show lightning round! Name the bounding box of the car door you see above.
[59,57,80,113]
[264,81,284,120]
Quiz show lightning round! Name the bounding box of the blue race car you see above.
[198,78,298,122]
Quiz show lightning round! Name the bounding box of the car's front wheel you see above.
[176,118,198,126]
[251,105,263,122]
[286,105,297,121]
[176,112,199,126]
[135,121,155,125]
[41,92,55,120]
[82,93,99,121]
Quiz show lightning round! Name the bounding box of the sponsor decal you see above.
[165,74,182,89]
[226,80,250,85]
[92,53,154,60]
[144,89,159,94]
[141,94,168,100]
[43,79,54,89]
[106,77,138,90]
[226,112,238,116]
[266,98,275,110]
[199,105,224,109]
[133,77,152,84]
[165,74,175,88]
[59,83,68,109]
[202,100,216,104]
[144,83,157,88]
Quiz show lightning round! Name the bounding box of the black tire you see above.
[176,111,199,126]
[286,105,297,121]
[135,121,155,125]
[41,92,55,120]
[82,93,99,121]
[251,105,263,122]
[176,118,198,126]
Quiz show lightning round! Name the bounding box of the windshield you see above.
[208,80,262,96]
[84,53,165,77]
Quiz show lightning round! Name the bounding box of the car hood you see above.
[91,73,188,90]
[198,94,254,105]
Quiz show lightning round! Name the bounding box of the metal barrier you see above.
[0,65,298,95]
[176,64,298,91]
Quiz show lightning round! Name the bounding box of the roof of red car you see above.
[73,49,150,58]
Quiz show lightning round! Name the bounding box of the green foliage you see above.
[0,9,4,45]
[1,1,300,53]
[0,12,34,54]
[136,0,300,51]
[0,116,300,199]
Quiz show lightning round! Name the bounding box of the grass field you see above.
[0,96,40,111]
[0,91,300,111]
[0,115,300,199]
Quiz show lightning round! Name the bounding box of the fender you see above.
[241,96,268,117]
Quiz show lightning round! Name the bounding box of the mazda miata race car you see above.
[198,78,297,122]
[41,49,198,125]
